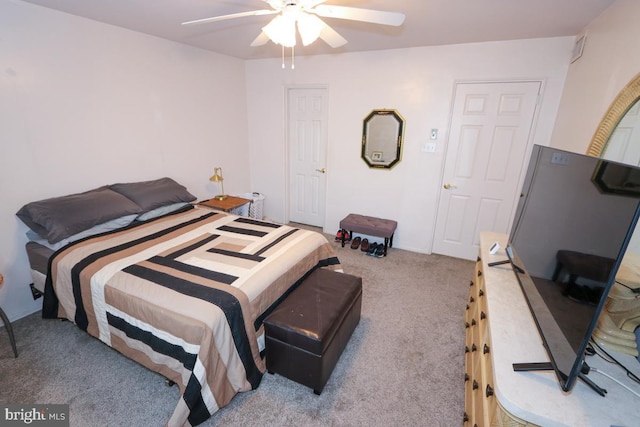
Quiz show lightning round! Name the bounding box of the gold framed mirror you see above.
[361,109,405,169]
[587,72,640,158]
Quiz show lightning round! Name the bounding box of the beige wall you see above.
[245,38,574,254]
[551,0,640,154]
[0,1,251,321]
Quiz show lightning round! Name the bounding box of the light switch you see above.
[430,129,438,140]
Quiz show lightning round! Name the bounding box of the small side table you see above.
[199,196,251,213]
[0,273,18,357]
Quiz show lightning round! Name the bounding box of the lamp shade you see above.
[263,13,297,47]
[210,167,223,183]
[262,7,325,48]
[209,167,227,200]
[297,13,323,46]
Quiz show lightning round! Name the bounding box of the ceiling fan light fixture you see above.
[297,12,323,46]
[263,13,297,47]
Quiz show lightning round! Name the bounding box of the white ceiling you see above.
[20,0,615,60]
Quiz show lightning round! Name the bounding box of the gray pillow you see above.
[110,177,196,212]
[26,214,138,251]
[16,186,142,244]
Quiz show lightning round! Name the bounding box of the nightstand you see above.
[199,195,251,213]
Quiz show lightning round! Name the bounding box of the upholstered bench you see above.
[339,213,397,256]
[264,268,362,395]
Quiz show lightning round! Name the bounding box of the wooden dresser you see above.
[464,232,640,427]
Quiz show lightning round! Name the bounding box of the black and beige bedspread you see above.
[43,206,340,426]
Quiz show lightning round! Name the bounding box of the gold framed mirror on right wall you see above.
[586,72,640,357]
[587,72,640,160]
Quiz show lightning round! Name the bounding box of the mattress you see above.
[26,241,53,293]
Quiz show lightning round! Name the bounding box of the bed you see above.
[17,178,341,426]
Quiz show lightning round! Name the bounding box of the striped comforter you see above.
[42,206,341,426]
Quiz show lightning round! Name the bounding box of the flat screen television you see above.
[503,144,640,393]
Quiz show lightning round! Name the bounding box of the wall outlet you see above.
[430,129,438,140]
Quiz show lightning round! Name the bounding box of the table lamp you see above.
[209,167,227,200]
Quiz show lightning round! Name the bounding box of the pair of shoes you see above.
[335,229,351,243]
[350,236,362,249]
[335,229,350,242]
[365,242,385,258]
[366,242,378,256]
[360,238,369,252]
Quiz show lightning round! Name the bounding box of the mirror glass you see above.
[588,72,640,161]
[361,109,405,169]
[600,98,640,164]
[587,73,640,357]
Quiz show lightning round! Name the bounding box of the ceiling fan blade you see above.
[182,9,276,26]
[311,5,405,26]
[250,31,271,47]
[304,0,330,7]
[318,22,347,48]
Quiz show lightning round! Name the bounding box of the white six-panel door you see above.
[287,87,328,227]
[433,81,541,260]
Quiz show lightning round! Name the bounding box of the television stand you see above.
[463,232,639,426]
[512,362,607,397]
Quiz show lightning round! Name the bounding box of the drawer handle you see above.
[477,256,481,262]
[486,384,494,397]
[479,289,484,297]
[465,346,469,353]
[463,412,469,422]
[469,296,475,303]
[483,344,490,354]
[465,322,470,329]
[469,280,474,287]
[471,319,476,326]
[473,379,479,390]
[471,344,477,352]
[480,311,486,320]
[464,373,469,382]
[466,304,469,311]
[477,270,483,277]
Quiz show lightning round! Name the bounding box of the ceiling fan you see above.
[181,0,406,49]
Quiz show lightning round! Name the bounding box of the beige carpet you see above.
[0,231,473,426]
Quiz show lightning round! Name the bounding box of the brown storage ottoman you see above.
[264,269,362,395]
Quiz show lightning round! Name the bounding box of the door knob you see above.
[444,183,457,189]
[315,168,326,174]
